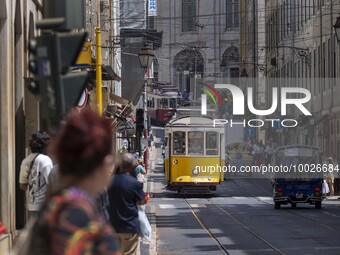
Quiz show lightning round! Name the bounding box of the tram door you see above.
[168,134,171,182]
[164,134,171,182]
[220,133,225,182]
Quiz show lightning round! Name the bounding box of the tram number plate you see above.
[296,193,303,199]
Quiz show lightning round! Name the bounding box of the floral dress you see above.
[39,187,121,255]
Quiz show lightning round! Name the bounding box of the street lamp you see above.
[138,42,154,165]
[138,42,155,70]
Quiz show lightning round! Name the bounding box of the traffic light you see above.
[136,109,144,132]
[27,38,40,95]
[27,31,88,127]
[26,0,89,130]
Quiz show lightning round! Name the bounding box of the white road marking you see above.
[189,204,207,208]
[159,204,176,209]
[256,196,273,201]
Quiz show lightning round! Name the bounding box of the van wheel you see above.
[315,201,321,209]
[291,203,297,208]
[274,202,281,209]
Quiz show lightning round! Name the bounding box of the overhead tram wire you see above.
[104,2,340,21]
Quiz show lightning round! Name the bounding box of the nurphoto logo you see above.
[201,84,312,128]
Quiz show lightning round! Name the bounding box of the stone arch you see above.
[221,46,239,78]
[173,49,204,94]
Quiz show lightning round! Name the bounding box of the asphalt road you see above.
[143,147,340,255]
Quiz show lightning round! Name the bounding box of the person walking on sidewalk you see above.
[19,131,53,220]
[325,157,335,197]
[135,159,147,185]
[36,109,121,255]
[108,153,146,255]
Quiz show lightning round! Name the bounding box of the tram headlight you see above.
[192,168,199,175]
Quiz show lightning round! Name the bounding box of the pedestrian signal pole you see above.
[27,0,88,131]
[96,0,103,115]
[136,109,145,155]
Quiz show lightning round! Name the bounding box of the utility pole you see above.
[96,0,103,115]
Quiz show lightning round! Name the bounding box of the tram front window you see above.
[173,132,186,155]
[160,98,169,108]
[169,98,176,108]
[206,132,218,155]
[188,131,204,155]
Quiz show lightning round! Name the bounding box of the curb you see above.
[138,153,158,255]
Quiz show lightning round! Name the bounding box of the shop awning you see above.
[87,65,121,81]
[106,93,134,132]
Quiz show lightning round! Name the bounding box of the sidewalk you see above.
[325,195,340,200]
[137,146,158,255]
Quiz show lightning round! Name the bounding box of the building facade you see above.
[0,0,123,252]
[86,0,123,157]
[155,0,240,98]
[0,0,43,252]
[264,0,340,160]
[240,0,266,141]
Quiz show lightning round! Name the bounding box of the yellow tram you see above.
[164,116,225,193]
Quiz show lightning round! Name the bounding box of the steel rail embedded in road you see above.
[230,179,340,233]
[184,199,230,255]
[185,196,285,255]
[208,200,286,255]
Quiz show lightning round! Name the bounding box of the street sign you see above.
[148,0,157,16]
[76,89,88,110]
[75,41,92,67]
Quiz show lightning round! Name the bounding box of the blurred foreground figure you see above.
[18,109,121,255]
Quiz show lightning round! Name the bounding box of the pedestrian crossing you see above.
[156,197,274,209]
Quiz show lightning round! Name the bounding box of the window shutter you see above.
[226,0,233,28]
[234,0,239,27]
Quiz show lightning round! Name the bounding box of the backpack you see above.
[11,192,105,255]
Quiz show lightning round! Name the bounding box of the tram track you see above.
[230,178,340,233]
[167,178,340,254]
[183,178,340,255]
[184,199,230,255]
[184,196,285,255]
[208,199,286,255]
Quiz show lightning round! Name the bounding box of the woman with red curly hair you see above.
[27,109,121,255]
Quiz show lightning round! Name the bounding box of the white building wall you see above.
[155,0,240,88]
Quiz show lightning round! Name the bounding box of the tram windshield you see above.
[169,98,177,108]
[160,98,169,108]
[188,131,204,155]
[206,132,218,155]
[173,132,186,155]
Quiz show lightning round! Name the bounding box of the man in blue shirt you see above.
[108,153,146,255]
[182,90,189,100]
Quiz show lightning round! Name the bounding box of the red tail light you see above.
[277,188,283,192]
[314,187,321,192]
